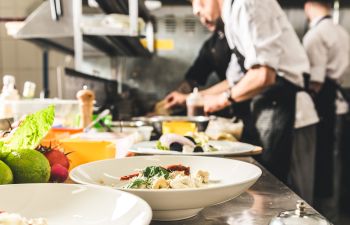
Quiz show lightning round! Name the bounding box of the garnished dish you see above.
[0,211,48,225]
[70,156,263,221]
[156,133,218,153]
[121,164,209,189]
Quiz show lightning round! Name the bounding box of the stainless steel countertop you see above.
[151,157,316,225]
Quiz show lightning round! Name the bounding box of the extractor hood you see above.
[5,0,153,57]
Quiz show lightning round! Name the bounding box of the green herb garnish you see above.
[142,166,170,179]
[126,178,148,188]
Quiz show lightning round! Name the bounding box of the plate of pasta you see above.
[70,156,262,221]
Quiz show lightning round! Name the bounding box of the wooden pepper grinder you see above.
[76,86,95,128]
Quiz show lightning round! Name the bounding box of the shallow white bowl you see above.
[70,156,262,221]
[0,183,152,225]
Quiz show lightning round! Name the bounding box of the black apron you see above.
[308,15,338,198]
[231,47,297,183]
[314,77,337,197]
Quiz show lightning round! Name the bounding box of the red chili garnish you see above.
[120,172,140,181]
[166,164,190,175]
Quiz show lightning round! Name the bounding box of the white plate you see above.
[129,140,261,156]
[0,183,152,225]
[70,156,262,221]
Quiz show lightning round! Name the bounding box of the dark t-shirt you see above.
[184,20,231,86]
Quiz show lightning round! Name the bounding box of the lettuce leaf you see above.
[3,105,55,151]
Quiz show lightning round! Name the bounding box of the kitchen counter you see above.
[151,157,318,225]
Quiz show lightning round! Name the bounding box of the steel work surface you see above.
[151,157,316,225]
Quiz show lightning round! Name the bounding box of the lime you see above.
[0,160,13,184]
[4,149,50,183]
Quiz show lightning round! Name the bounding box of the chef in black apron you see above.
[191,0,319,186]
[176,18,231,93]
[303,0,350,219]
[163,19,232,111]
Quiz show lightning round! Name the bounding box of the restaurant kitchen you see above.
[0,0,350,224]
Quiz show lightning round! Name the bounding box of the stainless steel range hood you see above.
[12,1,73,39]
[6,0,153,57]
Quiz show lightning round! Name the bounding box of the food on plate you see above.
[156,132,218,153]
[120,164,209,189]
[0,212,48,225]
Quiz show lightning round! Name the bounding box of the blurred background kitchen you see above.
[1,0,350,224]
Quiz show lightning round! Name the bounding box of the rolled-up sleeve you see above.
[226,53,244,86]
[303,33,327,83]
[237,1,283,71]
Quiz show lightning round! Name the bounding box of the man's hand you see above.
[203,93,231,114]
[164,91,188,109]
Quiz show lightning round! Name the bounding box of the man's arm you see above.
[231,66,276,102]
[200,80,229,95]
[204,66,276,113]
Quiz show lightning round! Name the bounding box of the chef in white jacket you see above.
[189,0,319,202]
[303,0,349,219]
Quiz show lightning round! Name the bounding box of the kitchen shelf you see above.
[95,0,152,22]
[5,0,153,58]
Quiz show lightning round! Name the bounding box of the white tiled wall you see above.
[0,0,72,98]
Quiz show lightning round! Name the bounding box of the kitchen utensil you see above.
[76,86,95,128]
[0,183,152,225]
[70,156,262,221]
[129,140,262,156]
[83,109,110,132]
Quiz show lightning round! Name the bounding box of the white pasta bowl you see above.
[0,183,152,225]
[70,156,262,221]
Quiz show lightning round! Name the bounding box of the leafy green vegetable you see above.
[4,105,55,151]
[142,166,170,179]
[156,141,169,151]
[126,178,148,188]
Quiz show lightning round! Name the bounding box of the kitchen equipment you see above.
[0,75,20,119]
[59,137,116,170]
[129,140,262,156]
[83,109,110,132]
[70,155,262,221]
[0,99,79,127]
[186,87,204,116]
[76,86,95,128]
[0,183,152,225]
[269,201,332,225]
[22,81,36,99]
[111,120,155,140]
[132,116,211,136]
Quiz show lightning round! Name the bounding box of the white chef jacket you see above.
[303,16,350,115]
[222,0,319,128]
